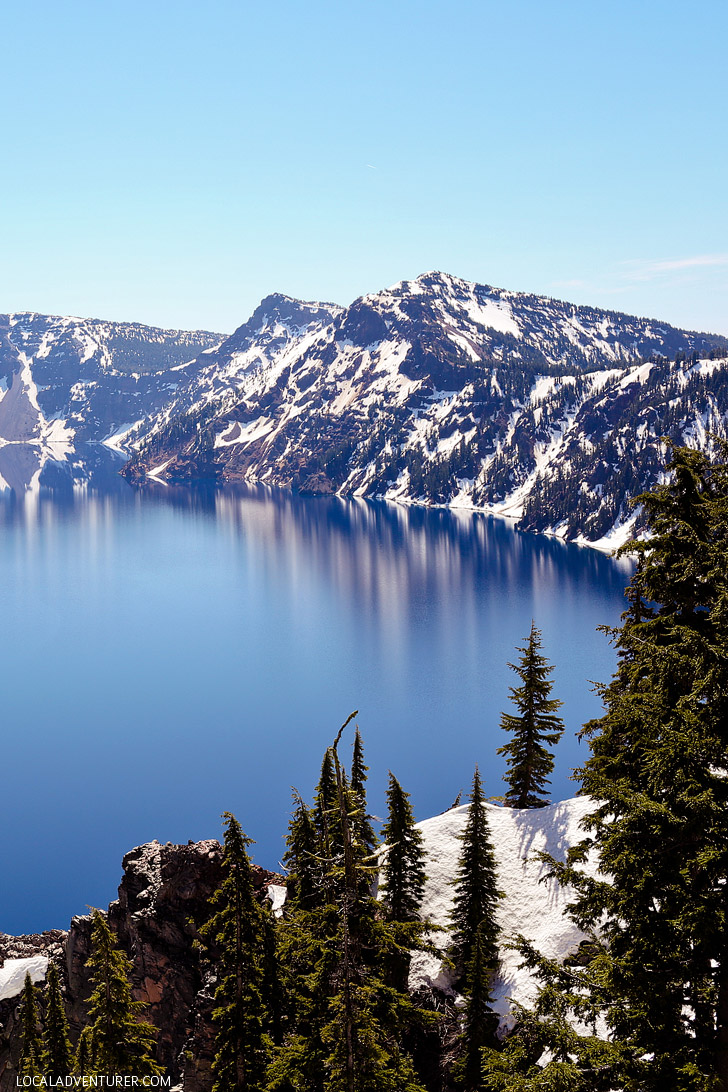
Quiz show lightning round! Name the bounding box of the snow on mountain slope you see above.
[2,276,725,545]
[0,312,223,446]
[124,294,342,452]
[123,272,727,546]
[410,796,596,1030]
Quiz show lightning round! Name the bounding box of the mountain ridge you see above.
[2,274,726,547]
[120,271,728,547]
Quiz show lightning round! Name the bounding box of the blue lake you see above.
[0,446,633,934]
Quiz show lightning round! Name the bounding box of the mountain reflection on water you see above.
[0,447,632,934]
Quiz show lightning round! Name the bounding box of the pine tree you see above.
[380,772,426,924]
[314,748,340,854]
[320,716,429,1092]
[268,863,336,1092]
[85,909,163,1077]
[269,716,433,1092]
[17,973,43,1079]
[270,778,345,1092]
[449,766,502,981]
[485,444,728,1090]
[457,924,501,1091]
[350,728,377,855]
[283,792,324,912]
[379,773,431,994]
[73,1027,95,1077]
[199,812,270,1092]
[496,623,564,808]
[43,962,73,1078]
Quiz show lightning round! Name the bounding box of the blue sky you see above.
[2,0,727,334]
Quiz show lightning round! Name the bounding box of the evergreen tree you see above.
[43,962,73,1078]
[320,717,429,1092]
[260,901,284,1048]
[199,812,270,1092]
[270,776,347,1092]
[85,909,163,1077]
[73,1027,95,1077]
[485,444,728,1090]
[380,772,426,924]
[350,728,377,855]
[449,766,502,981]
[379,773,432,995]
[17,973,43,1079]
[456,924,501,1091]
[496,623,564,808]
[283,793,324,912]
[270,716,433,1092]
[268,861,337,1092]
[314,749,340,854]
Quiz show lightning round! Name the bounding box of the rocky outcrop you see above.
[0,840,282,1092]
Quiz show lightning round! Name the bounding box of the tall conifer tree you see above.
[85,909,162,1077]
[449,766,502,981]
[270,795,337,1092]
[314,749,340,854]
[497,623,564,808]
[200,812,271,1092]
[73,1027,95,1077]
[284,792,324,912]
[380,772,426,924]
[271,717,433,1092]
[484,444,728,1090]
[321,717,429,1092]
[350,728,377,855]
[43,962,73,1078]
[457,924,501,1091]
[18,973,43,1079]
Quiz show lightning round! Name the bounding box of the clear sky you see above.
[2,0,727,335]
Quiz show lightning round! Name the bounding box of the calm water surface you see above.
[0,446,633,933]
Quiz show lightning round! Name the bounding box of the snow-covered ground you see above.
[0,955,49,1001]
[410,796,597,1030]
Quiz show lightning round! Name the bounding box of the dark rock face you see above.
[0,841,283,1092]
[337,301,390,348]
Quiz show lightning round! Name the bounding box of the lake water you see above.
[0,446,633,935]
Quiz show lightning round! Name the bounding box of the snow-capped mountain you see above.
[0,311,223,447]
[122,272,727,547]
[2,279,725,545]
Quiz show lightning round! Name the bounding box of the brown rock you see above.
[0,840,283,1092]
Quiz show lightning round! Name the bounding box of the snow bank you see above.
[410,796,597,1025]
[0,955,49,1001]
[267,883,287,918]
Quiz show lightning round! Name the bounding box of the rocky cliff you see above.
[0,840,282,1092]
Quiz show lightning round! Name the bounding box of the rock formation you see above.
[0,839,282,1092]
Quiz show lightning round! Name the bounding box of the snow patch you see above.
[267,884,287,918]
[102,421,143,452]
[0,956,49,1001]
[410,797,597,1025]
[461,296,520,338]
[574,510,641,552]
